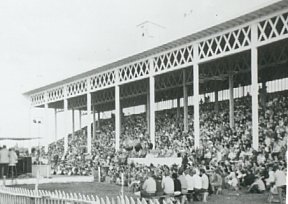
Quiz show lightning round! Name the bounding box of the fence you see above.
[0,186,172,204]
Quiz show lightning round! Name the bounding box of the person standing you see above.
[0,145,9,179]
[8,148,18,179]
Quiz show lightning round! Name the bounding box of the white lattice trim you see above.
[31,92,45,106]
[119,59,149,82]
[258,11,288,43]
[47,86,64,103]
[153,44,194,73]
[90,70,116,91]
[198,25,251,61]
[66,79,87,97]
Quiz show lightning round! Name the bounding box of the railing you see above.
[0,186,169,204]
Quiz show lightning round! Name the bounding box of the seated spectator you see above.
[210,169,223,194]
[192,169,202,201]
[162,170,174,195]
[247,175,265,194]
[172,172,182,196]
[141,171,156,198]
[200,169,209,202]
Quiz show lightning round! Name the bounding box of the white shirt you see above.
[275,170,286,187]
[201,174,209,190]
[162,176,174,194]
[255,179,266,191]
[0,148,9,164]
[8,151,18,165]
[192,174,202,189]
[142,177,156,193]
[185,174,194,190]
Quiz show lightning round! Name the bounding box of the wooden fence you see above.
[0,186,172,204]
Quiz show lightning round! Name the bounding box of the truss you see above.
[29,8,288,107]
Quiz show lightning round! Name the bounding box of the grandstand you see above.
[13,0,288,203]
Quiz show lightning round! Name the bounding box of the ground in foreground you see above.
[12,182,272,204]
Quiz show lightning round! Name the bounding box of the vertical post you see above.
[115,70,121,151]
[72,108,75,138]
[183,70,188,132]
[149,59,156,149]
[79,110,82,130]
[214,90,219,113]
[176,96,180,120]
[63,98,68,153]
[87,93,92,154]
[251,23,259,151]
[97,111,101,129]
[54,109,58,142]
[44,103,49,153]
[193,44,200,148]
[93,106,96,139]
[146,90,150,135]
[261,81,267,109]
[98,166,101,182]
[229,74,235,128]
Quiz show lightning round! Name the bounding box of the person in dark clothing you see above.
[172,173,182,195]
[154,172,164,196]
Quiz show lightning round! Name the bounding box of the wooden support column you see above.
[115,70,121,151]
[72,108,75,138]
[176,96,180,120]
[97,111,101,129]
[183,70,188,132]
[146,90,150,135]
[251,23,259,151]
[149,59,155,149]
[261,81,267,109]
[79,110,82,130]
[44,103,49,152]
[214,90,219,113]
[193,44,200,148]
[87,93,92,154]
[93,106,96,139]
[54,108,58,142]
[63,98,68,153]
[229,74,235,128]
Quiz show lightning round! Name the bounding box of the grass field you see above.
[11,182,275,204]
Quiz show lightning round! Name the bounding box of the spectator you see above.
[200,169,209,202]
[0,145,9,178]
[247,175,265,194]
[8,148,18,179]
[162,170,174,195]
[141,171,156,198]
[210,169,223,194]
[192,169,202,201]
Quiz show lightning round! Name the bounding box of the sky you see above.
[0,0,278,148]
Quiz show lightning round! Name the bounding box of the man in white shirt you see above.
[247,175,265,193]
[274,166,286,204]
[0,145,9,178]
[192,169,202,201]
[200,169,209,202]
[141,171,156,198]
[162,171,174,195]
[185,169,194,202]
[8,148,18,179]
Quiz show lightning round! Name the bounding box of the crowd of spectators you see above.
[44,90,287,202]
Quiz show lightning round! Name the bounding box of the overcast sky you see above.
[0,0,277,147]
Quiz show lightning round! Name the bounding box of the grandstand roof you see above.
[23,0,288,96]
